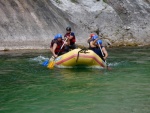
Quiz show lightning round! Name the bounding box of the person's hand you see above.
[67,36,72,40]
[54,54,58,58]
[103,57,106,60]
[64,41,67,44]
[96,38,99,41]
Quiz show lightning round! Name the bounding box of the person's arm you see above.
[87,37,91,43]
[90,41,96,48]
[68,35,73,40]
[102,47,108,60]
[50,47,53,53]
[68,32,75,40]
[93,38,99,46]
[52,43,58,58]
[64,37,70,45]
[50,41,53,53]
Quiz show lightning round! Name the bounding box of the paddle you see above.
[98,42,111,70]
[47,38,68,69]
[42,59,49,67]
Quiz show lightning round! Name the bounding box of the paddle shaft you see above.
[98,43,105,62]
[98,43,111,70]
[99,44,104,57]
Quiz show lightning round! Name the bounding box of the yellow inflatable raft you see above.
[55,48,107,68]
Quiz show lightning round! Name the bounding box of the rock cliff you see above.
[0,0,150,50]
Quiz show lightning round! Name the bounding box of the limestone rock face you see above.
[0,0,150,50]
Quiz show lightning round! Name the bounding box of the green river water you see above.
[0,47,150,113]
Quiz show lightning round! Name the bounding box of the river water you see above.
[0,47,150,113]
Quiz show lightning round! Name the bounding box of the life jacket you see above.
[50,39,64,55]
[64,32,76,45]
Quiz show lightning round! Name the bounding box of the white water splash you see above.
[29,55,49,64]
[108,61,127,67]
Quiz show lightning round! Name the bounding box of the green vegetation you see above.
[70,0,79,4]
[55,0,62,4]
[103,0,107,3]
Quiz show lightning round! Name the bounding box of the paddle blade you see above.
[42,60,49,67]
[105,62,112,70]
[106,65,112,70]
[47,61,55,69]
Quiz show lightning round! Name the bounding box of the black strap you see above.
[76,48,89,62]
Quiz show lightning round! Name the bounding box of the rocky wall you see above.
[0,0,150,50]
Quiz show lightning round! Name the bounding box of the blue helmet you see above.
[97,39,102,45]
[57,34,62,38]
[54,34,62,40]
[92,35,98,40]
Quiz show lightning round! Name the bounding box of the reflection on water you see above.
[0,47,150,113]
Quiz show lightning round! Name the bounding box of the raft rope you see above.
[76,48,89,62]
